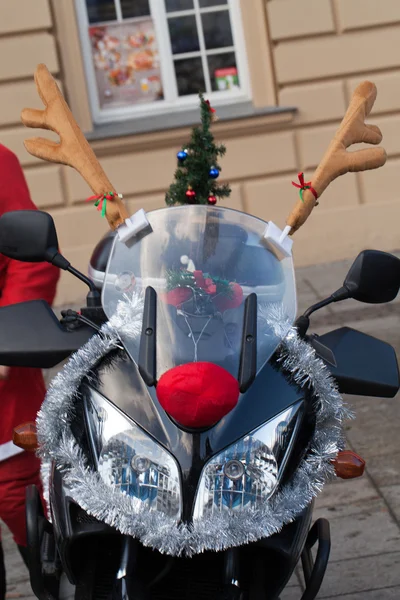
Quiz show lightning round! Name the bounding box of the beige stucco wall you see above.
[0,0,400,305]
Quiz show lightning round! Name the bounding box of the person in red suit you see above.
[0,144,59,598]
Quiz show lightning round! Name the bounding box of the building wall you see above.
[1,0,400,305]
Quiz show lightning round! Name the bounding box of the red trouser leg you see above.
[0,539,5,600]
[0,452,43,547]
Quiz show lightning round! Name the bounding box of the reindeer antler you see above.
[21,64,129,230]
[287,81,387,234]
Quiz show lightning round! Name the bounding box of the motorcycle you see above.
[0,206,399,600]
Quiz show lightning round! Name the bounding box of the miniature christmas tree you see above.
[165,95,231,206]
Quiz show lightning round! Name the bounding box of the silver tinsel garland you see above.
[37,297,352,556]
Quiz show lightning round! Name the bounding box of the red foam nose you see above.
[157,362,239,428]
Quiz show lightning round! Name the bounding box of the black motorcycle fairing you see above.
[84,349,307,522]
[318,327,400,397]
[257,502,314,597]
[50,467,118,584]
[89,350,305,456]
[25,484,60,600]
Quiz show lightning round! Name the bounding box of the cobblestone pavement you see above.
[2,253,400,599]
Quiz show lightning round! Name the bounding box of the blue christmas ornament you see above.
[209,167,219,179]
[177,150,188,161]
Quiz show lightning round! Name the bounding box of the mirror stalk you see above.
[45,247,70,270]
[331,286,351,303]
[45,248,102,308]
[303,296,336,318]
[295,315,310,339]
[67,265,102,307]
[296,287,351,338]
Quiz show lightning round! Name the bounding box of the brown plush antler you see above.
[287,81,387,234]
[21,64,129,230]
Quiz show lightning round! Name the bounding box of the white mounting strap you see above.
[117,208,150,243]
[263,222,293,258]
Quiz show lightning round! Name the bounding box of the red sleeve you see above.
[0,145,60,308]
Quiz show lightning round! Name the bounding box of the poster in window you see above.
[214,67,239,91]
[89,20,163,109]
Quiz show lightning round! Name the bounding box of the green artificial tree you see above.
[165,95,231,206]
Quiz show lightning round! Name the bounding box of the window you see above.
[75,0,250,124]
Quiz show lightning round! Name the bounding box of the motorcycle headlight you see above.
[84,389,182,520]
[193,402,303,519]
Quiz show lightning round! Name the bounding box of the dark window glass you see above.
[199,0,227,6]
[165,0,194,11]
[175,57,205,95]
[208,52,239,91]
[120,0,150,18]
[202,10,233,49]
[168,16,200,54]
[86,0,117,23]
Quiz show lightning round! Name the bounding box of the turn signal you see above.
[332,450,365,479]
[13,422,38,452]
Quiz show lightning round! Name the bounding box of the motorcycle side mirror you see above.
[0,210,69,269]
[296,249,400,338]
[337,249,400,304]
[0,210,102,307]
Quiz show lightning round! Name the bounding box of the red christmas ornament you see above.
[186,188,196,200]
[162,287,192,307]
[157,362,239,428]
[213,282,243,312]
[208,195,217,205]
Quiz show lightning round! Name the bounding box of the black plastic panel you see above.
[0,300,94,368]
[318,327,400,397]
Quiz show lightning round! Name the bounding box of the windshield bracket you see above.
[138,286,157,387]
[238,293,258,393]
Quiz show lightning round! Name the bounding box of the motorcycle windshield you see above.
[102,206,297,380]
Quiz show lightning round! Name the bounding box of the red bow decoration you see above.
[205,99,218,122]
[193,271,216,294]
[205,100,216,114]
[292,172,318,203]
[86,191,116,217]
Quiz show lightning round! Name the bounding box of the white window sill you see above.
[86,103,298,141]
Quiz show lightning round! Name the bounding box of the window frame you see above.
[74,0,251,125]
